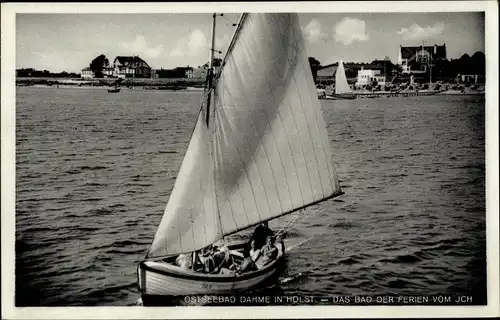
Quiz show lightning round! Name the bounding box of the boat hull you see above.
[138,242,285,299]
[108,89,120,93]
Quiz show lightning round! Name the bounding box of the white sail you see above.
[147,107,221,258]
[213,13,342,236]
[335,60,351,94]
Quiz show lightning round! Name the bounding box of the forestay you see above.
[335,60,351,94]
[147,13,342,259]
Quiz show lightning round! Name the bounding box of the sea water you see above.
[14,87,486,306]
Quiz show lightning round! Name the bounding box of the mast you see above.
[205,13,217,126]
[214,13,248,81]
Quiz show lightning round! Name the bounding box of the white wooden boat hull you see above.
[138,242,285,298]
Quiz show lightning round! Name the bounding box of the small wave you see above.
[159,150,178,154]
[65,213,82,218]
[105,248,145,255]
[79,165,108,171]
[380,254,422,264]
[387,279,415,289]
[109,203,126,208]
[86,208,113,216]
[329,220,358,229]
[76,226,101,232]
[66,169,81,174]
[23,226,60,232]
[111,239,151,247]
[387,173,408,178]
[452,164,484,170]
[337,257,360,265]
[84,182,105,187]
[86,283,137,298]
[130,183,152,187]
[80,197,104,202]
[44,205,73,212]
[39,264,95,278]
[22,172,42,179]
[380,155,404,160]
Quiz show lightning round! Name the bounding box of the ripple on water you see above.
[15,89,486,306]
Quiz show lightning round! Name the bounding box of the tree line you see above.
[17,51,485,82]
[16,68,80,78]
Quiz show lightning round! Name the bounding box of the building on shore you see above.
[355,69,385,88]
[316,59,395,87]
[113,56,151,79]
[460,74,484,84]
[398,44,447,76]
[103,67,115,78]
[152,66,194,79]
[192,65,209,79]
[81,67,94,79]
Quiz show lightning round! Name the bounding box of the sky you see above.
[16,12,485,73]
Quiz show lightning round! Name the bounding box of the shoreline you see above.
[19,84,485,96]
[17,84,205,92]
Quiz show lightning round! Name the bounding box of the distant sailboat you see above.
[326,60,356,100]
[137,13,343,303]
[105,79,121,93]
[107,84,120,93]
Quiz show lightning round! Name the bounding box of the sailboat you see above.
[137,13,342,303]
[326,60,356,100]
[106,79,121,93]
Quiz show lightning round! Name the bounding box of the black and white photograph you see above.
[1,1,498,319]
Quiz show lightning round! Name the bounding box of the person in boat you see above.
[196,246,216,273]
[249,221,274,253]
[175,253,193,269]
[213,242,241,273]
[254,236,279,270]
[238,240,262,273]
[249,240,261,261]
[215,244,240,275]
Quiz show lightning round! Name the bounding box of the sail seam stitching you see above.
[216,16,267,229]
[298,34,337,192]
[245,14,294,214]
[235,25,286,219]
[214,86,248,230]
[284,16,326,199]
[261,15,297,212]
[227,54,269,224]
[215,80,265,229]
[276,16,314,205]
[294,31,336,192]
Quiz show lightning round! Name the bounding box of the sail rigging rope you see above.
[275,206,322,238]
[275,210,303,237]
